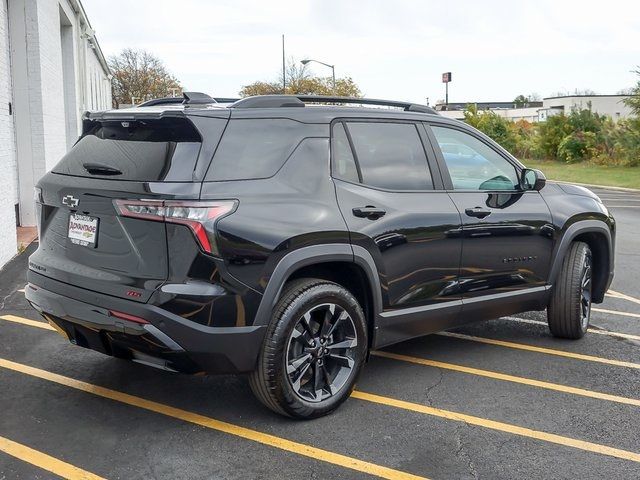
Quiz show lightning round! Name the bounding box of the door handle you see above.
[465,206,492,219]
[352,206,386,220]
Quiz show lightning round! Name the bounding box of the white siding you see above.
[542,96,633,120]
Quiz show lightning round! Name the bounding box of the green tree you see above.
[623,67,640,116]
[513,95,530,107]
[108,48,181,108]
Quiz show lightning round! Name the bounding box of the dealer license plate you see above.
[68,214,99,247]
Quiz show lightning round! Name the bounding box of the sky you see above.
[82,0,640,105]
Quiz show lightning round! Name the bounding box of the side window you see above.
[345,122,433,191]
[331,123,360,183]
[206,119,312,181]
[430,126,519,191]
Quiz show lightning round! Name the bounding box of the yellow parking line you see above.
[371,350,640,407]
[1,315,55,331]
[0,358,426,480]
[504,316,640,342]
[436,332,640,369]
[607,289,640,306]
[594,307,640,319]
[351,390,640,463]
[0,435,105,480]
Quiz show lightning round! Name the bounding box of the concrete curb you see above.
[555,181,640,193]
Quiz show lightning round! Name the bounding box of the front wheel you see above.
[249,278,368,419]
[547,241,593,339]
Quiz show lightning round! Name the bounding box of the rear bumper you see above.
[26,271,266,374]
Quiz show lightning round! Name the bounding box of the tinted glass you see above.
[207,119,315,181]
[331,123,360,183]
[52,118,203,181]
[431,126,519,191]
[346,122,432,190]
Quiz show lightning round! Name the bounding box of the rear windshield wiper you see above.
[83,163,123,176]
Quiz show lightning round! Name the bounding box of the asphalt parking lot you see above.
[1,185,639,480]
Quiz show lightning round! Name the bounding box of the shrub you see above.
[463,104,518,152]
[611,118,640,167]
[557,131,598,163]
[536,114,572,159]
[461,103,640,166]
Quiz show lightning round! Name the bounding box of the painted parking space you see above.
[1,186,639,479]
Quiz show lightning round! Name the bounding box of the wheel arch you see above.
[549,220,614,303]
[253,244,383,348]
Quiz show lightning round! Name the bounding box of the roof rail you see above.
[230,94,438,114]
[231,95,305,109]
[297,95,438,114]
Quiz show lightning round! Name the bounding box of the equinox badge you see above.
[62,195,79,208]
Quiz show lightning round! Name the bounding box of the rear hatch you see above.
[30,110,228,303]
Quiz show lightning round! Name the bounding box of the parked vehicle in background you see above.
[26,93,615,419]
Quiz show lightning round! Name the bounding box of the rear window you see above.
[52,118,204,182]
[205,119,320,181]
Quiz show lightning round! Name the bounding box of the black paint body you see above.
[26,103,615,374]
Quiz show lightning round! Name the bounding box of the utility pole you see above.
[282,34,286,94]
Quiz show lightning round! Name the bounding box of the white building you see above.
[436,95,634,124]
[538,95,633,122]
[0,0,111,269]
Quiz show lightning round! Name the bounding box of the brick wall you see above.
[0,0,18,267]
[1,0,111,270]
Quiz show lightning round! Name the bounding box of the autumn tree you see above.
[108,48,181,107]
[240,59,362,97]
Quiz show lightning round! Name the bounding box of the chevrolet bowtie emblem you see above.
[62,195,79,208]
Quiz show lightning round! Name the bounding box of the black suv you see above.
[27,93,615,419]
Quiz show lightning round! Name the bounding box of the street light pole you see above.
[282,34,286,93]
[301,59,336,92]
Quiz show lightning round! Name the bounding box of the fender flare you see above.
[253,244,383,327]
[548,220,613,301]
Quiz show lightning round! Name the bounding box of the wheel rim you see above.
[285,303,358,403]
[580,253,593,330]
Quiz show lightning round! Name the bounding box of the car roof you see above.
[88,94,467,128]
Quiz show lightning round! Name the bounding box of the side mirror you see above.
[521,168,546,191]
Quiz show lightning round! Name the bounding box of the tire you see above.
[249,278,368,419]
[547,241,593,339]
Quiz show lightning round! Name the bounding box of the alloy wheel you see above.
[285,303,358,403]
[580,253,593,330]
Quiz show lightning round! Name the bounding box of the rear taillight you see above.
[34,187,44,239]
[113,199,236,255]
[34,186,43,204]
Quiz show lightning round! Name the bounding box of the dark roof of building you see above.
[434,101,542,111]
[543,94,631,100]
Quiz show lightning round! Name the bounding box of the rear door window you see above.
[206,119,322,181]
[52,117,208,182]
[343,122,433,191]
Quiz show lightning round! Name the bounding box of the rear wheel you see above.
[249,278,367,419]
[547,241,593,339]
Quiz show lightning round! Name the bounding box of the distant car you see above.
[27,93,615,419]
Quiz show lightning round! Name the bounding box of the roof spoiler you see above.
[182,92,217,105]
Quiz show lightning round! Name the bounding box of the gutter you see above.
[67,0,111,76]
